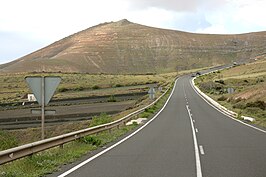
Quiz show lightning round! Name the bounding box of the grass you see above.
[139,83,173,118]
[0,130,18,151]
[195,59,266,127]
[89,113,113,127]
[0,80,174,177]
[0,125,136,177]
[0,72,177,104]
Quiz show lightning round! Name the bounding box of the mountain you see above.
[1,19,266,74]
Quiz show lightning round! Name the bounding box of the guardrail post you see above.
[0,81,173,165]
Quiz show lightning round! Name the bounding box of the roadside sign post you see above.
[148,87,156,100]
[25,76,61,140]
[227,87,235,94]
[41,77,45,140]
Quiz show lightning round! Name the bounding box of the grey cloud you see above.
[175,13,212,32]
[161,12,211,32]
[127,0,199,11]
[127,0,227,12]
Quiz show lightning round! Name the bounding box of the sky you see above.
[0,0,266,64]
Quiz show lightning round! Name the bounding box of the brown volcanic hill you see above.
[1,19,266,74]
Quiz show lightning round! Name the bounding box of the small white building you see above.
[27,94,37,102]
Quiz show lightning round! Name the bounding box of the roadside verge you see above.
[191,75,266,133]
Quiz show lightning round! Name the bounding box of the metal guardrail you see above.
[0,84,173,165]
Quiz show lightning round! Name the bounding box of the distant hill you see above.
[1,19,266,74]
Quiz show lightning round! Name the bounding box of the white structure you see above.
[27,94,37,102]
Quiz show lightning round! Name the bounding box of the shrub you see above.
[74,86,84,91]
[214,85,223,91]
[80,135,101,146]
[139,112,151,118]
[217,95,227,101]
[246,101,266,110]
[58,87,68,92]
[107,95,117,102]
[199,81,215,92]
[89,113,112,127]
[115,84,123,87]
[215,80,225,85]
[233,102,246,109]
[92,85,100,90]
[145,106,157,114]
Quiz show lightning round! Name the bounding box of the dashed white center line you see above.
[186,105,203,177]
[195,128,198,133]
[199,145,205,155]
[193,119,195,123]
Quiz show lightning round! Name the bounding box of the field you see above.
[0,72,177,104]
[195,58,266,127]
[0,82,174,177]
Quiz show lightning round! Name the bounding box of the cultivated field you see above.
[0,72,177,104]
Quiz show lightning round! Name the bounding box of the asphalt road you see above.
[54,75,266,177]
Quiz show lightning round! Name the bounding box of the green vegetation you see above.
[0,130,18,151]
[89,113,113,127]
[0,80,174,177]
[0,72,176,104]
[195,59,266,127]
[92,85,100,90]
[107,95,117,102]
[139,84,172,118]
[0,125,136,177]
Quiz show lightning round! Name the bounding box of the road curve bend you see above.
[54,76,266,177]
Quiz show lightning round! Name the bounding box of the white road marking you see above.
[186,105,203,177]
[196,128,198,133]
[57,79,179,177]
[190,79,266,134]
[193,119,195,123]
[199,145,205,155]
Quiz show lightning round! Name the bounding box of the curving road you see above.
[53,74,266,177]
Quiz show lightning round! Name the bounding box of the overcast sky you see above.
[1,0,266,64]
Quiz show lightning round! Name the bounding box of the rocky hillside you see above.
[1,19,266,74]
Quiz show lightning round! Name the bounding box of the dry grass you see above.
[0,72,177,104]
[196,58,266,127]
[222,59,266,79]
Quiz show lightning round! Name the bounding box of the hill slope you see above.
[1,19,266,74]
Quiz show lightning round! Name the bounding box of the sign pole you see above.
[41,76,45,140]
[25,76,61,140]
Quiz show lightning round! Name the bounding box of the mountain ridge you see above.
[1,19,266,74]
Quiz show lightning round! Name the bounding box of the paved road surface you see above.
[54,75,266,177]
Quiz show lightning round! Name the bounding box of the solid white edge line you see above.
[190,78,266,134]
[58,79,179,177]
[199,145,205,155]
[186,105,203,177]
